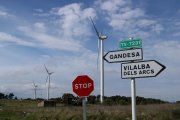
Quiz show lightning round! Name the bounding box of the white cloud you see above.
[152,24,164,34]
[121,8,144,19]
[137,19,156,28]
[144,40,180,81]
[152,41,180,62]
[0,3,97,53]
[33,22,47,33]
[0,48,99,98]
[0,9,14,18]
[34,8,43,13]
[173,21,180,36]
[174,32,180,36]
[33,8,50,17]
[0,64,48,98]
[0,32,35,47]
[18,24,84,52]
[108,8,145,30]
[171,21,180,36]
[95,0,164,38]
[10,3,97,52]
[97,0,128,13]
[0,10,7,16]
[0,3,99,98]
[51,3,96,38]
[177,9,180,14]
[174,21,180,26]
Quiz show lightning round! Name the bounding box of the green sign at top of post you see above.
[120,39,142,49]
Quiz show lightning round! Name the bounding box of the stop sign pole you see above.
[72,75,94,120]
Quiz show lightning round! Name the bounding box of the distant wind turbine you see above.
[44,64,54,100]
[32,81,38,99]
[90,17,108,103]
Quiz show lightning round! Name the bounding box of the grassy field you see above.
[0,99,180,120]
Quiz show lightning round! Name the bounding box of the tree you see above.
[87,95,96,104]
[14,96,18,100]
[62,93,75,105]
[8,93,14,99]
[0,93,5,99]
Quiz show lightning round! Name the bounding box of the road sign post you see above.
[104,48,143,63]
[131,78,136,120]
[72,75,94,120]
[72,75,94,97]
[121,60,166,79]
[104,38,165,120]
[120,39,142,49]
[82,98,87,120]
[104,39,143,120]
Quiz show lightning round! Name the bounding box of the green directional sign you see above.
[120,39,142,49]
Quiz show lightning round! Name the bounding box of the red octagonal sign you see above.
[72,75,94,97]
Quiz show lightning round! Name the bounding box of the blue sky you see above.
[0,0,179,102]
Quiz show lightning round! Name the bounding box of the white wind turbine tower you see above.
[44,64,54,100]
[90,17,108,103]
[32,81,38,99]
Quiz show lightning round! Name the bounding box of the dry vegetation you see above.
[0,99,180,120]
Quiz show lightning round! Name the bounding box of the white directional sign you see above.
[104,48,143,63]
[121,60,166,79]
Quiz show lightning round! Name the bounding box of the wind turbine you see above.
[90,17,108,103]
[32,81,38,99]
[44,64,54,100]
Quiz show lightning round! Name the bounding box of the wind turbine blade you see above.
[90,17,100,38]
[49,72,54,75]
[44,64,49,74]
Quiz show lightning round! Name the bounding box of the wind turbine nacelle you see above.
[100,35,108,40]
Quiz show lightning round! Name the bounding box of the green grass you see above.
[0,99,180,120]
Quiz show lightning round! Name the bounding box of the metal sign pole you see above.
[127,37,136,120]
[131,78,136,120]
[82,97,87,120]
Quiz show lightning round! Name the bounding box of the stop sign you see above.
[72,75,94,97]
